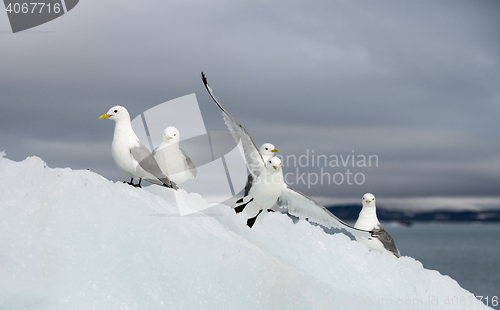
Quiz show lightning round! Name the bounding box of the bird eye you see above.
[265,148,268,150]
[269,160,272,163]
[114,110,118,113]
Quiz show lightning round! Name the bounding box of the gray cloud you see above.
[1,0,499,205]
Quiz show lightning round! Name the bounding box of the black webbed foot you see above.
[234,205,245,213]
[234,198,253,214]
[246,209,263,228]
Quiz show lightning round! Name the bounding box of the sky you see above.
[1,0,499,209]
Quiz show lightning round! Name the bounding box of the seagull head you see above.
[260,143,279,159]
[362,193,376,208]
[162,126,180,144]
[99,106,130,123]
[266,157,282,172]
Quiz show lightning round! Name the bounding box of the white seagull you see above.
[99,106,177,189]
[242,156,287,227]
[242,143,279,197]
[154,126,197,185]
[260,143,279,162]
[354,193,401,257]
[200,72,371,238]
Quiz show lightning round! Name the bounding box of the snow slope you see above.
[0,153,491,309]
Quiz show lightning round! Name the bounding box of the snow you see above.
[0,153,492,309]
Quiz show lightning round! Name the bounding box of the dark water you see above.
[388,222,500,309]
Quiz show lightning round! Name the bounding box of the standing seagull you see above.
[154,126,197,185]
[354,193,401,257]
[200,72,371,239]
[99,106,177,189]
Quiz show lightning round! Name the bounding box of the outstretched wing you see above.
[131,143,178,189]
[277,187,371,240]
[201,72,265,177]
[372,224,401,257]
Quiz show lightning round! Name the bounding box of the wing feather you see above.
[372,224,401,257]
[277,188,371,240]
[131,143,177,188]
[180,148,197,178]
[201,72,265,177]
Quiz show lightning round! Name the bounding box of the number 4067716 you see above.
[5,3,61,14]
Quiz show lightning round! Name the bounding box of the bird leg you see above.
[134,178,142,188]
[123,177,142,188]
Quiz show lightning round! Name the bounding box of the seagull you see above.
[154,126,197,185]
[242,143,279,197]
[354,193,401,257]
[99,106,177,189]
[260,143,279,162]
[200,72,372,238]
[243,156,287,227]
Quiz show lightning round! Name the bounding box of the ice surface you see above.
[0,153,492,309]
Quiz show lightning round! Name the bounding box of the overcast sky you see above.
[1,0,499,208]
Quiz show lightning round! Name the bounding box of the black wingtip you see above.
[201,72,208,87]
[164,181,179,190]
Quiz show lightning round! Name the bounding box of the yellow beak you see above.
[166,136,172,140]
[271,148,279,153]
[273,165,278,170]
[99,113,111,119]
[366,200,371,203]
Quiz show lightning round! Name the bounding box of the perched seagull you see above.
[354,193,401,258]
[99,106,177,189]
[200,72,372,238]
[243,143,279,197]
[154,126,197,185]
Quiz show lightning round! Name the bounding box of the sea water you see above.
[388,222,500,308]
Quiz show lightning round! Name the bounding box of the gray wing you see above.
[201,72,265,177]
[130,143,177,189]
[371,224,401,258]
[277,187,371,240]
[180,148,197,178]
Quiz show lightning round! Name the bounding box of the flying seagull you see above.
[99,106,177,189]
[242,143,279,198]
[200,72,372,240]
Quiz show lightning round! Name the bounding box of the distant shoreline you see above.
[327,205,500,223]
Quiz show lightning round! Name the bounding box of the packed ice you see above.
[0,153,491,309]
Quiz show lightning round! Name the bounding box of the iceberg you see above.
[0,153,492,309]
